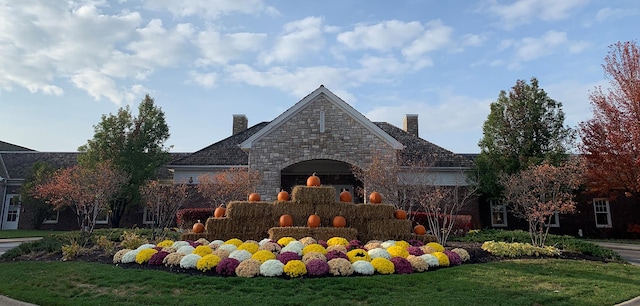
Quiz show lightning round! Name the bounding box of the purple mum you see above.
[347,240,363,251]
[216,258,240,276]
[408,239,425,247]
[325,250,348,261]
[317,240,328,248]
[306,259,329,276]
[277,251,301,265]
[407,246,424,256]
[444,250,462,266]
[148,251,169,266]
[390,257,413,274]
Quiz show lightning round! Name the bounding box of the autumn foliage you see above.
[197,167,262,206]
[500,159,584,247]
[139,180,189,240]
[33,161,128,238]
[579,41,640,198]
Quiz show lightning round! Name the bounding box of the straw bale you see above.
[226,201,274,221]
[313,202,357,223]
[268,227,358,241]
[360,219,412,242]
[205,217,234,235]
[272,201,315,226]
[355,204,396,221]
[291,185,335,204]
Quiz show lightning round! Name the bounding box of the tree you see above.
[579,41,640,198]
[473,77,575,198]
[78,94,171,227]
[19,161,57,229]
[197,167,263,206]
[500,159,584,247]
[33,162,128,242]
[140,180,189,240]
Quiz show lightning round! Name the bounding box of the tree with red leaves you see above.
[33,161,128,240]
[500,159,584,247]
[579,41,640,198]
[197,167,262,206]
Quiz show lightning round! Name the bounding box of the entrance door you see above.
[2,194,20,230]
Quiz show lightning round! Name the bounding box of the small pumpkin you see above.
[277,190,290,201]
[369,191,382,204]
[394,209,407,220]
[214,206,226,218]
[193,220,205,233]
[332,215,346,228]
[414,224,426,235]
[279,214,293,227]
[307,214,321,228]
[248,193,261,202]
[307,173,321,187]
[339,190,352,203]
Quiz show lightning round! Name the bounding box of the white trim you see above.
[94,208,109,225]
[548,212,560,228]
[490,199,508,227]
[42,210,59,224]
[239,86,404,150]
[593,198,612,228]
[142,206,155,225]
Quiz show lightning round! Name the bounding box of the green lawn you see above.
[0,229,71,239]
[0,259,638,306]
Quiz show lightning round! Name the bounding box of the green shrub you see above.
[481,241,560,257]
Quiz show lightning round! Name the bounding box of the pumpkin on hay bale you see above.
[272,200,315,226]
[291,185,335,204]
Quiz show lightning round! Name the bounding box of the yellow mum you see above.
[426,242,445,253]
[196,254,221,272]
[326,237,349,247]
[302,243,327,255]
[135,248,158,264]
[224,238,243,247]
[371,257,395,274]
[238,242,260,254]
[387,245,409,258]
[347,249,371,263]
[394,240,410,249]
[432,251,450,267]
[193,245,213,257]
[277,237,297,246]
[156,240,174,248]
[252,250,276,263]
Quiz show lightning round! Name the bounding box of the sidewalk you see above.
[0,237,42,256]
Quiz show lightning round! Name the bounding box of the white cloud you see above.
[515,30,567,61]
[261,16,326,65]
[595,7,639,22]
[461,33,487,47]
[195,30,267,66]
[484,0,587,28]
[142,0,279,19]
[188,71,218,88]
[127,20,194,67]
[401,20,453,61]
[337,20,423,51]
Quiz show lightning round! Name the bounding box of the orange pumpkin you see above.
[279,214,293,227]
[193,220,205,233]
[339,190,352,202]
[277,190,290,201]
[394,209,407,220]
[214,206,226,218]
[369,191,382,204]
[414,224,426,235]
[248,193,261,202]
[307,214,321,228]
[332,215,346,228]
[307,173,321,186]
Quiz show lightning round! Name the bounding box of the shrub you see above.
[120,231,148,250]
[176,208,214,229]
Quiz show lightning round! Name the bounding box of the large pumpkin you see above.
[307,214,321,228]
[248,193,261,202]
[193,220,205,233]
[279,214,293,227]
[214,206,226,218]
[394,209,407,220]
[307,173,321,187]
[414,224,426,235]
[339,190,352,203]
[332,215,346,228]
[369,191,382,204]
[277,190,290,201]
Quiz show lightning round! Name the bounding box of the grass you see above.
[0,229,71,239]
[0,259,638,305]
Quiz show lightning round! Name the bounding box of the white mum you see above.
[172,241,190,249]
[368,248,391,260]
[420,254,439,267]
[136,243,157,251]
[229,250,252,262]
[218,243,238,253]
[260,259,285,277]
[180,253,202,269]
[121,249,140,264]
[177,245,195,255]
[381,240,396,249]
[352,260,374,275]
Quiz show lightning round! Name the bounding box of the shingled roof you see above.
[170,122,270,166]
[0,152,80,179]
[0,140,34,151]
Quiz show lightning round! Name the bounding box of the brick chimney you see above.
[403,114,419,137]
[232,114,248,135]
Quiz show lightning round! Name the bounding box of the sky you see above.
[1,0,638,154]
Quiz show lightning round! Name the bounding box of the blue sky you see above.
[1,0,638,153]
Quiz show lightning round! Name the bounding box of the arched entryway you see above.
[280,159,363,203]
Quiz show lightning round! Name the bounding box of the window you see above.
[143,206,156,225]
[547,212,560,228]
[95,208,109,225]
[593,198,612,228]
[43,210,59,224]
[490,199,507,227]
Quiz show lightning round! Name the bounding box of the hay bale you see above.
[268,226,313,241]
[291,185,335,204]
[205,217,234,235]
[361,219,412,242]
[226,201,274,221]
[272,201,315,226]
[355,204,396,221]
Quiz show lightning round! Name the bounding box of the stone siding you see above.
[249,94,397,199]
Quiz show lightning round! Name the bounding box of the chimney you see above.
[232,114,248,135]
[403,114,419,137]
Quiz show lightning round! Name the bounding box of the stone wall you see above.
[248,94,397,200]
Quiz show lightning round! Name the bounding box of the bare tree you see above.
[197,167,263,206]
[140,180,189,240]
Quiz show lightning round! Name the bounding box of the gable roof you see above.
[169,122,270,167]
[0,152,80,180]
[239,85,404,150]
[0,140,35,151]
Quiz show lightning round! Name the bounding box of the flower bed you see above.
[113,237,471,278]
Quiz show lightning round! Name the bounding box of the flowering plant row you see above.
[113,237,471,278]
[481,241,560,257]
